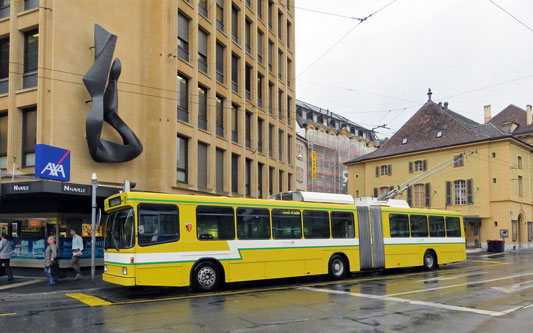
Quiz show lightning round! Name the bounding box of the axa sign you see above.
[35,144,71,182]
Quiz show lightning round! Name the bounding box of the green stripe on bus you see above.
[383,210,461,217]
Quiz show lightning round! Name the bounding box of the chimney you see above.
[527,105,532,125]
[443,102,449,110]
[484,105,491,123]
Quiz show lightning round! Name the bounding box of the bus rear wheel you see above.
[191,261,222,292]
[423,250,438,271]
[328,255,347,280]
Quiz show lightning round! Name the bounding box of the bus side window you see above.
[389,214,409,237]
[272,209,302,239]
[331,212,355,238]
[303,210,330,239]
[138,204,180,246]
[429,216,445,237]
[446,217,461,237]
[236,208,271,240]
[196,206,235,240]
[410,215,428,238]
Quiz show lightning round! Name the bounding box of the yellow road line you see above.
[0,313,15,317]
[66,293,112,307]
[0,279,43,291]
[471,260,509,265]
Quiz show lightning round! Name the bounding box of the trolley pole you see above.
[91,173,98,284]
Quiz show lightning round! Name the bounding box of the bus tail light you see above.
[130,257,134,264]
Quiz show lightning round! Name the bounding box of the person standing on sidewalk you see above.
[0,233,14,281]
[44,236,57,285]
[70,228,84,280]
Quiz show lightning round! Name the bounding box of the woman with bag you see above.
[0,233,14,281]
[44,236,58,285]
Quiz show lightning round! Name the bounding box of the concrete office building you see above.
[0,0,296,266]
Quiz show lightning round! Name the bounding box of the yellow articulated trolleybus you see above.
[102,191,466,292]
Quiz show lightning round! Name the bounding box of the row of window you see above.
[0,29,39,94]
[0,106,36,169]
[0,0,39,19]
[375,155,469,179]
[177,135,293,197]
[389,214,462,238]
[137,203,355,246]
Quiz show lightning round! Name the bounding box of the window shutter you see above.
[425,183,431,207]
[178,13,189,41]
[423,159,428,171]
[373,188,378,197]
[409,161,413,173]
[198,29,208,56]
[388,164,392,175]
[467,179,473,204]
[446,181,452,205]
[375,166,379,177]
[407,186,412,207]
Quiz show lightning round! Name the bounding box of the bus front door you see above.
[357,206,385,270]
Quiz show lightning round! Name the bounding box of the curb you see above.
[0,283,123,301]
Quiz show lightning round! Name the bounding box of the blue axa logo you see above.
[35,144,71,182]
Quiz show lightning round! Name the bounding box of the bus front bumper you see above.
[103,272,136,286]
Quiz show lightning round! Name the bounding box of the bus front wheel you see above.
[191,261,222,292]
[328,255,348,280]
[423,250,438,271]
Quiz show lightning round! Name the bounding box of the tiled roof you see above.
[489,104,533,135]
[345,101,507,164]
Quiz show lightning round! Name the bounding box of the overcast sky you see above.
[295,0,533,138]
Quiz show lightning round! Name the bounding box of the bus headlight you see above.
[104,264,107,272]
[122,267,127,275]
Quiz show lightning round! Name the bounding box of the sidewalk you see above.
[0,267,120,300]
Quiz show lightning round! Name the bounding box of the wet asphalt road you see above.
[1,251,533,332]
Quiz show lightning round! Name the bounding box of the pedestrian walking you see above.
[44,236,58,285]
[0,233,14,281]
[70,228,84,280]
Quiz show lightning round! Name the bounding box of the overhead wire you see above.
[487,0,533,32]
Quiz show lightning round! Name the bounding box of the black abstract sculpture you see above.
[82,24,143,163]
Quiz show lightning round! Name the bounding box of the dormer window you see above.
[436,130,443,138]
[401,137,408,145]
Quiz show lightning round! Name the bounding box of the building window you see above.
[245,111,252,149]
[518,156,522,169]
[216,0,224,30]
[178,13,190,61]
[297,144,303,160]
[231,54,239,92]
[216,42,225,83]
[216,95,224,137]
[528,222,533,242]
[436,129,443,138]
[269,124,274,158]
[414,160,427,172]
[232,153,239,194]
[21,107,36,167]
[379,186,389,196]
[23,29,39,89]
[269,166,274,195]
[278,129,283,161]
[257,118,263,153]
[453,154,464,167]
[278,50,283,80]
[287,59,292,88]
[268,0,273,29]
[258,163,264,198]
[245,158,251,197]
[216,148,224,192]
[198,0,208,17]
[454,180,466,205]
[197,142,208,189]
[245,19,251,53]
[268,40,273,72]
[257,74,263,107]
[0,0,10,19]
[177,136,188,183]
[198,86,208,130]
[287,21,292,48]
[287,135,292,165]
[297,167,303,182]
[268,82,274,114]
[24,0,39,11]
[258,0,263,19]
[401,137,408,145]
[279,170,283,192]
[0,37,8,94]
[0,113,7,169]
[198,29,208,73]
[278,11,283,40]
[512,220,518,242]
[257,30,264,63]
[177,74,189,122]
[231,6,239,43]
[278,90,283,120]
[232,104,239,143]
[245,64,251,100]
[518,175,523,197]
[378,165,391,176]
[287,96,292,124]
[413,184,425,208]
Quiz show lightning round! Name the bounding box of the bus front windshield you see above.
[105,208,135,250]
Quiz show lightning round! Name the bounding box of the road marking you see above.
[300,287,508,317]
[385,272,533,297]
[0,279,44,290]
[471,260,509,265]
[0,313,15,317]
[492,280,533,294]
[66,293,112,306]
[416,271,487,282]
